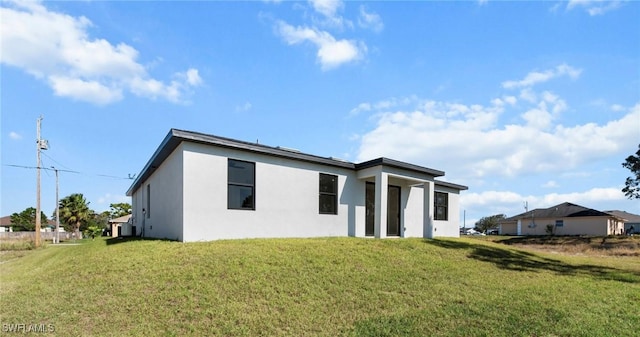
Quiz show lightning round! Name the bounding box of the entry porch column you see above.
[374,171,388,238]
[423,181,434,238]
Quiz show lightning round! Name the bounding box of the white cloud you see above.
[542,180,558,188]
[276,21,366,70]
[235,102,252,112]
[502,63,582,89]
[308,0,351,30]
[0,1,202,105]
[349,102,371,116]
[503,96,517,105]
[355,90,639,179]
[567,0,623,16]
[184,69,203,87]
[9,131,22,140]
[49,75,123,104]
[357,5,384,33]
[610,104,625,112]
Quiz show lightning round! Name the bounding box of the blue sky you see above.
[1,0,639,226]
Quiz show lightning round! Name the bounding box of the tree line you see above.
[8,193,131,239]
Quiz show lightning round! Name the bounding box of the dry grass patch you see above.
[489,235,640,257]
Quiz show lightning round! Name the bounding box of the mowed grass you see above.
[1,237,639,337]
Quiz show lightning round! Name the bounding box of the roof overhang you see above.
[127,129,468,195]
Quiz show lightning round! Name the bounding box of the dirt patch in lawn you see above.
[494,235,640,257]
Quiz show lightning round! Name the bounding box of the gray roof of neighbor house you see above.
[503,202,617,221]
[0,215,56,227]
[127,129,468,196]
[109,214,132,224]
[605,210,640,223]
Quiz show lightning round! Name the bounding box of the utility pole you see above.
[35,116,42,247]
[463,210,466,231]
[53,167,60,244]
[35,116,48,247]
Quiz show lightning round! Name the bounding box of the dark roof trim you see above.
[435,180,469,191]
[127,129,461,195]
[356,157,445,177]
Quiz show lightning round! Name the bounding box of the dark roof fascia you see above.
[127,129,357,195]
[355,157,445,178]
[435,180,468,191]
[172,129,356,170]
[127,130,179,196]
[127,129,463,196]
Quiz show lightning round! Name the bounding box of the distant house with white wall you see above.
[605,210,640,234]
[108,214,132,238]
[500,202,625,236]
[125,129,468,242]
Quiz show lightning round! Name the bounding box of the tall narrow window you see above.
[434,192,448,221]
[319,173,338,214]
[228,159,255,210]
[146,184,151,218]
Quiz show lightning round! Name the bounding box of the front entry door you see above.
[365,182,375,236]
[365,183,401,237]
[387,185,401,236]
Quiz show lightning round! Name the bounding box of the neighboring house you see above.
[0,216,13,232]
[605,210,640,234]
[108,214,132,238]
[500,202,625,236]
[0,215,56,232]
[125,129,468,242]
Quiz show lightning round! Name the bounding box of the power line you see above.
[5,164,79,174]
[41,151,74,171]
[4,164,133,179]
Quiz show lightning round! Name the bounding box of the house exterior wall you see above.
[434,185,462,238]
[130,145,184,240]
[128,138,465,242]
[181,142,357,241]
[500,222,518,235]
[519,216,613,236]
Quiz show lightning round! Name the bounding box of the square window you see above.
[319,173,337,214]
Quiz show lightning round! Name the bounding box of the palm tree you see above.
[58,193,91,240]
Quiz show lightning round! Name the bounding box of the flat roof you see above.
[127,129,467,195]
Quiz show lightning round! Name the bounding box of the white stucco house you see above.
[125,129,468,242]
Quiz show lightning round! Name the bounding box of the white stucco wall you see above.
[400,184,461,238]
[434,185,462,238]
[181,143,359,241]
[131,145,184,241]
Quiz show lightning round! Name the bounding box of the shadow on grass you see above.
[499,236,597,246]
[105,236,176,245]
[425,239,640,283]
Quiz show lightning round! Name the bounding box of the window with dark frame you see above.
[228,159,255,210]
[319,173,338,214]
[434,191,448,221]
[555,220,564,227]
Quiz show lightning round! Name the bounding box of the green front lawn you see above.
[1,237,638,336]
